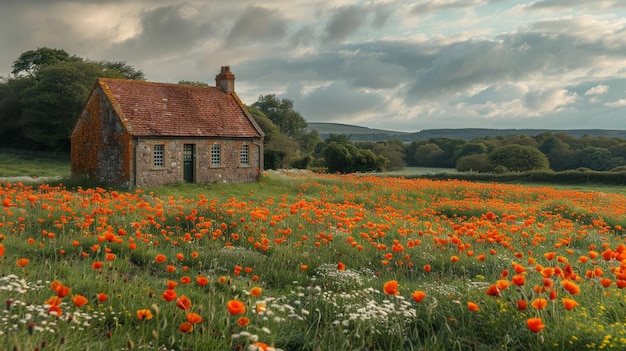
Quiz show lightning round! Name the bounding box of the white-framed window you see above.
[211,144,221,166]
[153,144,164,167]
[240,144,249,166]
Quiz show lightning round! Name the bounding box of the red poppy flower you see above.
[71,294,88,307]
[227,300,246,315]
[531,298,548,310]
[250,287,263,297]
[562,298,579,310]
[178,322,193,333]
[411,290,426,303]
[383,280,400,295]
[561,280,581,295]
[527,318,545,333]
[155,254,166,264]
[196,276,209,286]
[137,309,153,320]
[186,312,202,324]
[16,258,30,268]
[237,316,250,326]
[162,289,177,302]
[467,302,480,311]
[175,295,192,310]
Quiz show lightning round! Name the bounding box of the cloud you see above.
[288,82,385,123]
[111,3,214,57]
[410,0,486,15]
[524,88,578,114]
[323,5,369,43]
[585,85,609,96]
[224,5,288,47]
[605,99,626,107]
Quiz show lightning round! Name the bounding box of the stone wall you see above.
[134,138,261,188]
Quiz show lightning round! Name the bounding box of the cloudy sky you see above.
[2,0,626,132]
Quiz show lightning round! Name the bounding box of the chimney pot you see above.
[215,66,235,93]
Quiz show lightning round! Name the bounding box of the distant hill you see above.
[307,122,626,142]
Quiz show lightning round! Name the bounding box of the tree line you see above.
[2,47,625,174]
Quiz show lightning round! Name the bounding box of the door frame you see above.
[183,144,195,183]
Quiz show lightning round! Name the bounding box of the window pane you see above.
[240,144,249,166]
[211,144,221,166]
[154,144,164,167]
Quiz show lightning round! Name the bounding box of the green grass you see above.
[0,152,71,177]
[1,170,626,350]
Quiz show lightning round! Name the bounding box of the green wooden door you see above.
[183,144,194,183]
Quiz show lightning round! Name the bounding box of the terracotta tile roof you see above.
[98,78,263,138]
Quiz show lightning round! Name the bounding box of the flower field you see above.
[1,171,626,350]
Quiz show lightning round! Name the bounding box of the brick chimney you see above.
[215,66,235,93]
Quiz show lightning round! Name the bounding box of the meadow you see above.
[1,170,626,350]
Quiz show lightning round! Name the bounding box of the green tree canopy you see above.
[0,48,144,151]
[488,144,550,172]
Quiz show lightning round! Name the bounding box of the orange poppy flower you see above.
[57,285,71,298]
[562,298,579,310]
[450,256,459,262]
[16,258,30,267]
[300,264,308,271]
[411,290,426,303]
[155,254,166,264]
[485,284,500,297]
[517,300,527,310]
[250,287,263,297]
[531,298,548,310]
[162,289,177,302]
[0,244,4,257]
[166,265,176,273]
[175,295,192,310]
[496,279,510,291]
[180,276,191,284]
[71,294,88,307]
[97,293,108,303]
[526,317,545,333]
[383,280,400,295]
[45,296,63,306]
[137,309,153,320]
[105,253,116,261]
[250,342,268,351]
[544,252,556,260]
[467,302,480,311]
[600,278,613,288]
[337,262,346,271]
[92,261,103,270]
[178,322,193,333]
[50,280,62,292]
[227,299,246,315]
[196,276,209,286]
[167,280,178,289]
[237,316,250,326]
[423,264,432,272]
[511,275,525,286]
[48,305,62,316]
[561,280,581,295]
[186,312,202,324]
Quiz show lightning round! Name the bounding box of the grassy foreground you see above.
[1,171,626,350]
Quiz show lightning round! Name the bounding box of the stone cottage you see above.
[70,66,264,188]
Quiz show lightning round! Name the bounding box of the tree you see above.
[413,143,445,167]
[322,135,387,173]
[538,136,576,171]
[488,145,550,172]
[577,147,615,171]
[252,94,321,154]
[456,154,492,172]
[11,47,81,77]
[0,48,145,151]
[371,140,406,171]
